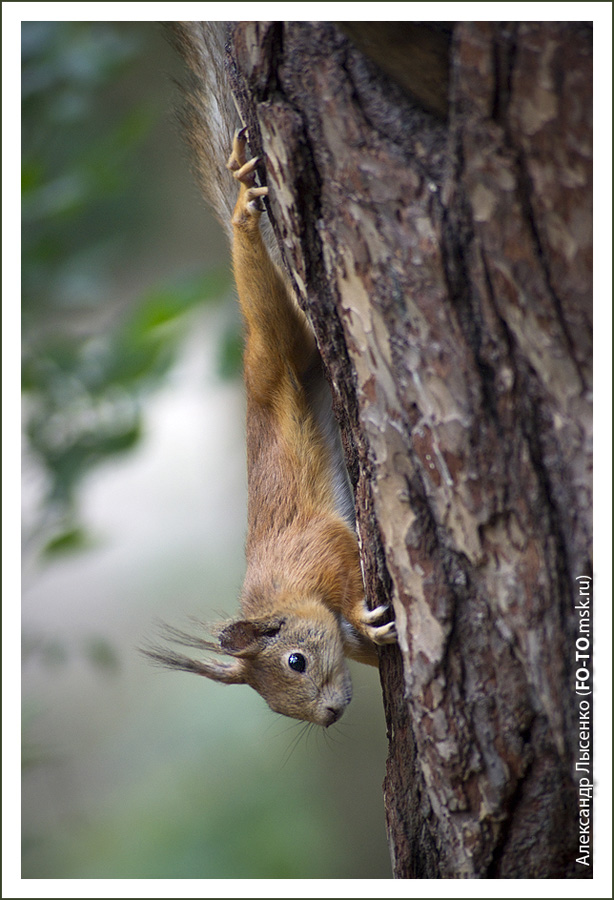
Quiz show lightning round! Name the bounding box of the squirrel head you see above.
[144,604,353,727]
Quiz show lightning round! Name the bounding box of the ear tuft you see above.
[153,621,222,653]
[141,645,245,684]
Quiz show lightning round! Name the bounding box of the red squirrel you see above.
[145,27,396,727]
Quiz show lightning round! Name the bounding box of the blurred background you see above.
[21,21,392,879]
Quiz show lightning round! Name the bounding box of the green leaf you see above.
[43,526,92,557]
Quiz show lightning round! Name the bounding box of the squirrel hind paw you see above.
[227,128,254,176]
[232,186,269,226]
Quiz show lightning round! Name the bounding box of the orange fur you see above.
[229,133,377,650]
[143,125,395,725]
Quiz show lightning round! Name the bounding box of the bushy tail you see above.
[165,22,241,242]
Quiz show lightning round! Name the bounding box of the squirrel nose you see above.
[325,706,342,727]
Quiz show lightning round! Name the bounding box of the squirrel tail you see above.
[165,22,240,242]
[166,22,280,263]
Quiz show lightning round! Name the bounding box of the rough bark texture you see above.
[227,21,592,879]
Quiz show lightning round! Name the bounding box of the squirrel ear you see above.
[219,617,284,656]
[142,647,246,684]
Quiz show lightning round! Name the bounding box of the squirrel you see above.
[144,23,396,728]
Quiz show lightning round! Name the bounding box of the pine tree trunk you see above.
[227,21,592,878]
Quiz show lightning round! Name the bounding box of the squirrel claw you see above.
[362,603,391,624]
[228,130,265,195]
[355,600,397,646]
[227,128,251,174]
[365,620,397,645]
[245,186,268,214]
[232,155,261,187]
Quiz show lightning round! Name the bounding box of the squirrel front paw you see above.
[228,128,268,224]
[356,600,397,645]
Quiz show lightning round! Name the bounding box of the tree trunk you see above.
[227,21,592,879]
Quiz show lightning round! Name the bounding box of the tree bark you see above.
[227,21,592,879]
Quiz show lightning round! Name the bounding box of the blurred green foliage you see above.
[24,750,347,878]
[20,23,392,883]
[22,22,151,321]
[22,22,233,556]
[23,630,120,675]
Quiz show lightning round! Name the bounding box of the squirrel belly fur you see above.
[145,23,396,727]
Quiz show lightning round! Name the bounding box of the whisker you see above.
[280,720,311,769]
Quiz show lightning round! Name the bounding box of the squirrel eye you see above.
[288,652,307,673]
